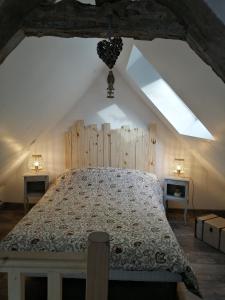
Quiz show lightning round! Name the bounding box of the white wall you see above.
[0,36,103,185]
[0,186,5,202]
[4,69,225,210]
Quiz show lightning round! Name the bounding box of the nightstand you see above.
[164,177,190,224]
[24,173,49,212]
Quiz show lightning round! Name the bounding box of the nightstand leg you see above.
[23,199,26,213]
[24,197,29,213]
[8,271,25,300]
[184,203,188,225]
[26,196,29,212]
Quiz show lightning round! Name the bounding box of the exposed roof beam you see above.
[22,0,185,40]
[0,0,225,84]
[0,0,42,64]
[157,0,225,85]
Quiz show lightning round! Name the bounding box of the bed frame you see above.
[0,234,183,300]
[0,121,186,300]
[0,232,108,300]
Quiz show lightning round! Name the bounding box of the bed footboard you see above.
[0,232,110,300]
[0,251,86,300]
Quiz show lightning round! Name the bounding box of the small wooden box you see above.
[220,228,225,253]
[203,217,225,249]
[195,214,217,240]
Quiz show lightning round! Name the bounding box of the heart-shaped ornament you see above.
[97,37,123,69]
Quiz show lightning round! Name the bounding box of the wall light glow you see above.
[98,104,133,128]
[1,136,23,152]
[0,150,30,184]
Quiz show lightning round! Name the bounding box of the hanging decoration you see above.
[97,16,123,99]
[107,70,115,98]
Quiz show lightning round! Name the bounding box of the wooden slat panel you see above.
[67,131,72,169]
[149,123,157,172]
[65,132,69,169]
[97,130,104,167]
[134,128,139,169]
[127,127,135,169]
[110,129,121,168]
[83,126,90,168]
[76,120,85,168]
[72,123,78,168]
[119,126,126,169]
[135,128,145,171]
[120,126,134,169]
[121,126,128,169]
[89,125,98,167]
[102,123,111,167]
[143,130,150,171]
[65,120,156,172]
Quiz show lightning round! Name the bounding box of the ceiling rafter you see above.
[0,0,42,63]
[0,0,225,84]
[22,0,185,40]
[157,0,225,85]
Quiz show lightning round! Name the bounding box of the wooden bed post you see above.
[8,271,25,300]
[86,232,110,300]
[48,272,62,300]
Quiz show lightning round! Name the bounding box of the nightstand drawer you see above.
[24,173,49,212]
[203,217,225,249]
[24,175,48,182]
[166,179,187,186]
[26,181,46,194]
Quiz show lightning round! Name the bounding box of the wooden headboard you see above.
[65,120,156,172]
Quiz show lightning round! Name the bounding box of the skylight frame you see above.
[127,46,214,141]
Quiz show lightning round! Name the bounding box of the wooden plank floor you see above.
[0,204,225,300]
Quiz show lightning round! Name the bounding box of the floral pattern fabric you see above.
[0,167,201,297]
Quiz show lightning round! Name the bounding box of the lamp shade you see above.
[173,158,185,176]
[28,154,44,172]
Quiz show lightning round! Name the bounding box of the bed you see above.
[0,167,200,298]
[0,121,201,299]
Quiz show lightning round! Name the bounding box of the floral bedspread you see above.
[0,167,201,297]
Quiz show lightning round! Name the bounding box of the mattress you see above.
[0,167,201,297]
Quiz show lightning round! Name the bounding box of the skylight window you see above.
[127,46,214,140]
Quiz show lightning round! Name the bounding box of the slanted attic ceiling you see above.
[0,37,225,186]
[0,0,225,185]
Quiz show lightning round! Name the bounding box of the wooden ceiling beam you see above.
[0,0,225,84]
[157,0,225,85]
[22,0,186,40]
[0,0,42,64]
